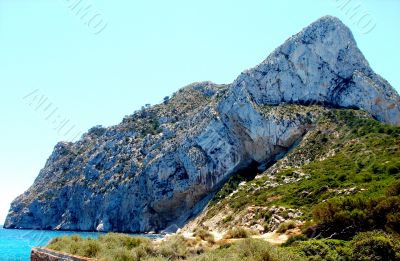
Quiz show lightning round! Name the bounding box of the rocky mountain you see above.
[182,107,400,238]
[4,16,400,233]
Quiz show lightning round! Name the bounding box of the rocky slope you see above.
[4,16,400,233]
[182,108,400,236]
[178,108,400,260]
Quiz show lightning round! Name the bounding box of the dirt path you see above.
[252,232,289,245]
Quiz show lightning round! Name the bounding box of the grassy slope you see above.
[205,108,400,220]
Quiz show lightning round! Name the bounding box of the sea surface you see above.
[0,226,159,261]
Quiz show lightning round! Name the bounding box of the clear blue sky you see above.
[0,0,399,224]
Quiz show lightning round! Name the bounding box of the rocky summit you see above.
[4,16,400,233]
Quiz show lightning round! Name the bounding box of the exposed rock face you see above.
[5,16,400,232]
[236,16,400,126]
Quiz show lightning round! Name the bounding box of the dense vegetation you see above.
[285,230,400,260]
[309,182,400,239]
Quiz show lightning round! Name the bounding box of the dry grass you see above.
[223,227,258,239]
[47,232,303,261]
[193,228,215,243]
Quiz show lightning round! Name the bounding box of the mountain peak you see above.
[310,15,348,28]
[301,16,355,44]
[234,16,399,126]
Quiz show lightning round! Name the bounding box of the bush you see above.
[102,247,131,261]
[372,197,400,234]
[287,239,351,260]
[222,215,233,223]
[192,239,304,261]
[131,243,156,260]
[193,228,215,243]
[311,194,400,238]
[387,181,400,196]
[158,235,188,259]
[350,231,400,261]
[224,227,254,239]
[287,231,400,261]
[80,239,101,257]
[276,221,296,233]
[282,235,308,247]
[387,163,400,175]
[47,233,305,260]
[48,233,154,260]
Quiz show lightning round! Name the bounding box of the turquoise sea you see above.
[0,226,159,261]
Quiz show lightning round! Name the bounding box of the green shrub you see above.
[101,247,131,261]
[131,243,156,260]
[287,239,351,260]
[48,233,154,260]
[255,209,272,222]
[286,231,400,261]
[192,239,304,261]
[311,194,400,238]
[276,221,296,233]
[224,227,253,239]
[193,228,215,243]
[282,235,308,247]
[387,163,400,175]
[80,239,101,257]
[222,215,233,223]
[350,231,400,261]
[372,196,400,233]
[387,180,400,196]
[158,235,188,260]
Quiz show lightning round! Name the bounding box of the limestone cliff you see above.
[4,16,400,233]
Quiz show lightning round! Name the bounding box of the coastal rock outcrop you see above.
[5,16,400,232]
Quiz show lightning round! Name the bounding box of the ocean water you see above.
[0,226,159,261]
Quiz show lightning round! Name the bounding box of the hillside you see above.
[4,15,400,236]
[186,107,400,234]
[45,108,400,260]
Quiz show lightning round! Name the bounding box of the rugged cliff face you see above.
[5,16,400,233]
